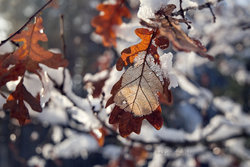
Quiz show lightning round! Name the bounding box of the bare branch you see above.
[172,0,224,23]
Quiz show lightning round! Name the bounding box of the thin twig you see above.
[59,14,66,59]
[172,0,224,23]
[0,91,7,99]
[178,0,192,29]
[242,25,250,30]
[199,2,216,23]
[0,0,53,47]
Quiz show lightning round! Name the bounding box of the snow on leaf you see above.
[140,4,214,61]
[106,27,173,137]
[155,5,214,60]
[109,63,163,116]
[91,0,131,47]
[106,60,172,137]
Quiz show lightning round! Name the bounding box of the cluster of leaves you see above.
[2,0,250,167]
[92,3,213,137]
[0,0,213,139]
[0,16,68,125]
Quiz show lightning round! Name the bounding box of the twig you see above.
[172,0,224,23]
[178,0,192,29]
[59,14,66,59]
[242,25,250,30]
[0,91,7,99]
[199,3,216,23]
[0,0,53,47]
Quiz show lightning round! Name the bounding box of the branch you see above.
[0,0,53,47]
[0,91,7,99]
[242,24,250,30]
[172,0,224,23]
[59,14,66,58]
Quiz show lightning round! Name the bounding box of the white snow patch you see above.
[160,52,178,89]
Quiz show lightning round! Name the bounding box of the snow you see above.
[52,125,63,144]
[83,70,109,82]
[69,106,101,131]
[177,73,200,96]
[40,65,65,85]
[53,133,99,158]
[42,143,54,159]
[129,120,186,143]
[102,145,122,159]
[27,156,46,167]
[0,41,13,54]
[225,138,250,160]
[160,52,178,89]
[37,70,52,107]
[115,23,141,42]
[198,151,232,167]
[137,0,198,22]
[148,145,167,167]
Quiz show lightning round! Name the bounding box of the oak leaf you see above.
[116,28,154,71]
[106,62,170,137]
[3,78,42,125]
[106,29,172,137]
[0,16,68,124]
[0,53,10,80]
[91,0,131,47]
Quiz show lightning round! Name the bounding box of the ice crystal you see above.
[134,51,146,66]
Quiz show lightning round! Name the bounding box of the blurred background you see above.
[0,0,250,166]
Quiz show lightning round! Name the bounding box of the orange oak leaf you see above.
[0,16,68,124]
[3,78,42,125]
[106,29,172,137]
[116,28,168,71]
[91,0,131,47]
[116,28,154,71]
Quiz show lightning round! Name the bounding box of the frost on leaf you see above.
[106,28,172,137]
[91,0,131,47]
[0,16,68,124]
